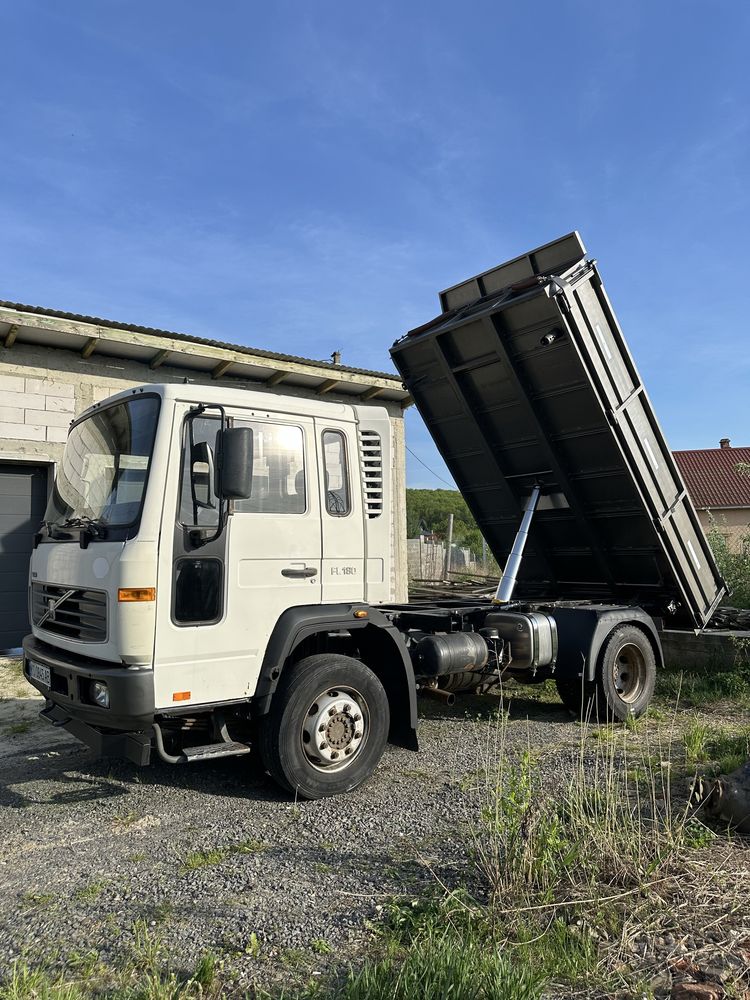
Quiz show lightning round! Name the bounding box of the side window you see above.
[322,430,350,516]
[178,416,221,528]
[174,558,223,624]
[233,422,306,514]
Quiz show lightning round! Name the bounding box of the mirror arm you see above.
[187,403,229,547]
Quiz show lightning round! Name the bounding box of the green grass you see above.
[276,713,718,1000]
[180,838,267,872]
[657,667,750,706]
[0,963,87,1000]
[73,881,105,903]
[181,848,228,872]
[191,952,218,989]
[8,721,31,735]
[244,932,261,958]
[682,718,750,773]
[20,891,56,908]
[0,920,224,999]
[149,901,174,924]
[113,811,139,828]
[312,928,544,1000]
[656,638,750,707]
[2,659,24,680]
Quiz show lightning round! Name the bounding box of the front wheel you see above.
[257,654,390,799]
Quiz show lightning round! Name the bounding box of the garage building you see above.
[0,301,410,651]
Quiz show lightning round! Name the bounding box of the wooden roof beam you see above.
[265,370,287,387]
[359,386,383,401]
[81,336,98,358]
[2,325,18,349]
[149,348,171,370]
[316,378,339,395]
[212,359,233,379]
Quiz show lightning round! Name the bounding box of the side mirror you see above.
[218,427,253,499]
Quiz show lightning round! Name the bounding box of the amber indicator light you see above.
[353,609,368,618]
[172,691,191,702]
[118,587,156,602]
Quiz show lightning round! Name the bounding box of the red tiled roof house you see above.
[673,439,750,551]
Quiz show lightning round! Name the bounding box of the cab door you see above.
[153,408,321,709]
[223,415,322,695]
[315,420,365,603]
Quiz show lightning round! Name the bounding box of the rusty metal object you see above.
[693,760,750,835]
[420,683,456,706]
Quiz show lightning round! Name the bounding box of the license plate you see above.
[28,660,51,688]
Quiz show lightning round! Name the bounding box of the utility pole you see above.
[444,513,454,580]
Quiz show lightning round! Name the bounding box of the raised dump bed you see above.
[391,232,726,630]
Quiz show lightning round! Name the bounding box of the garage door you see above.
[0,463,49,651]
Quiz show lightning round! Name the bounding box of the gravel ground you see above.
[0,656,579,994]
[3,655,749,998]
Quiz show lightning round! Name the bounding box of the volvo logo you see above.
[38,590,75,628]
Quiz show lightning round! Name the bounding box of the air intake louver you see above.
[31,583,107,643]
[359,429,383,518]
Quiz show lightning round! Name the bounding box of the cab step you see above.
[182,741,251,762]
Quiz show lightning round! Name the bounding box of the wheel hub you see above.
[301,688,367,771]
[325,712,354,749]
[612,643,646,704]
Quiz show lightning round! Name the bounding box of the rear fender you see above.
[551,606,663,682]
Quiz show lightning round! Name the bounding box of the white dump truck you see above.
[23,233,726,798]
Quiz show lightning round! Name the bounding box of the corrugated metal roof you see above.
[674,445,750,508]
[0,298,401,382]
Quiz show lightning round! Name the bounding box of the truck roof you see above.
[391,233,726,629]
[79,381,388,423]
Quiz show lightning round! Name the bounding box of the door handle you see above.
[281,567,318,579]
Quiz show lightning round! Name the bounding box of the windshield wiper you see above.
[59,516,109,539]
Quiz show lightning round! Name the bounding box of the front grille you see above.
[31,583,107,643]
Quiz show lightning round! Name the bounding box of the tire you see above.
[596,625,656,720]
[556,625,656,722]
[556,674,597,718]
[257,653,390,800]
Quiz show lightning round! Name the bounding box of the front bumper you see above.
[23,635,155,763]
[39,701,152,765]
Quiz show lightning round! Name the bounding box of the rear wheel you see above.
[257,654,390,799]
[597,626,655,720]
[556,673,597,717]
[556,625,656,722]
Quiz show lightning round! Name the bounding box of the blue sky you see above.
[1,1,748,487]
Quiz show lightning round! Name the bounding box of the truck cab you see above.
[24,383,416,798]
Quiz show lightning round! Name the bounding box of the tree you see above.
[406,489,486,559]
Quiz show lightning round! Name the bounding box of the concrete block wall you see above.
[660,629,750,671]
[0,373,75,447]
[0,341,409,601]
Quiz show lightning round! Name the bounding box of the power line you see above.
[405,444,455,489]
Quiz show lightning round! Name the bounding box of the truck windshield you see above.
[46,396,160,530]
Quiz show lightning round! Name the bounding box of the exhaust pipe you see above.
[421,685,456,706]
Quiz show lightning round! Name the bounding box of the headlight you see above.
[91,681,110,709]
